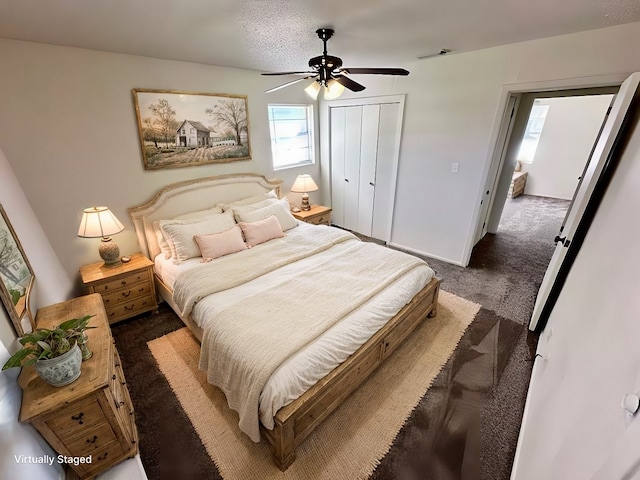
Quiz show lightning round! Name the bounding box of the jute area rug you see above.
[148,290,479,480]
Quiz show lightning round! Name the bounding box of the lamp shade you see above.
[77,207,124,238]
[304,81,321,100]
[290,174,319,193]
[324,79,345,100]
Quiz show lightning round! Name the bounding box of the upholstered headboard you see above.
[128,173,282,259]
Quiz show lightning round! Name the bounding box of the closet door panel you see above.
[330,107,347,227]
[357,104,380,236]
[343,106,363,231]
[372,102,402,241]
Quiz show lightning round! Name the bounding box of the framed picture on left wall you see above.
[132,88,252,170]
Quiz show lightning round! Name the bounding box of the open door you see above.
[529,72,640,331]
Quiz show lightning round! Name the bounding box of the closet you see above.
[329,95,404,242]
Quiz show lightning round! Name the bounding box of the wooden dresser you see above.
[18,294,138,479]
[292,204,332,225]
[80,252,157,324]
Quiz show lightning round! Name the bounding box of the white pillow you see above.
[160,211,236,263]
[219,190,278,211]
[194,225,248,260]
[152,220,173,259]
[229,197,279,218]
[233,197,298,231]
[175,206,223,220]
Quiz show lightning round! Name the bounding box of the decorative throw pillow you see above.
[238,215,285,247]
[233,197,298,231]
[194,225,248,260]
[159,210,236,263]
[219,190,278,211]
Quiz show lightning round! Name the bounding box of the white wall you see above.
[511,87,640,479]
[322,21,640,265]
[0,147,72,480]
[0,39,320,281]
[521,95,613,200]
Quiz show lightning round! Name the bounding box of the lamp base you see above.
[99,237,121,267]
[301,193,311,211]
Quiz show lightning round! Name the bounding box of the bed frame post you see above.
[427,279,440,317]
[271,418,296,471]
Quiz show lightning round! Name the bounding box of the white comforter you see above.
[167,223,435,441]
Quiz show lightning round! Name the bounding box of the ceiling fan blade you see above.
[340,67,409,76]
[265,76,315,94]
[261,71,316,76]
[334,75,366,92]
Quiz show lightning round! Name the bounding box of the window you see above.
[517,103,549,164]
[268,105,315,170]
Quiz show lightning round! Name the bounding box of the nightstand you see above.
[18,294,138,479]
[292,205,332,225]
[80,252,158,325]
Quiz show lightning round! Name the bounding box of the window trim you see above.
[268,104,315,171]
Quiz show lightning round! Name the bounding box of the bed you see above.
[128,173,441,470]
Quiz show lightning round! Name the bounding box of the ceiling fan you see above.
[262,28,409,99]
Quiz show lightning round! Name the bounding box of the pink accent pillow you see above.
[238,215,285,247]
[194,225,248,260]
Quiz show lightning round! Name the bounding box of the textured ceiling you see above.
[0,0,639,73]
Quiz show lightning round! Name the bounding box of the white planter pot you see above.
[34,344,82,387]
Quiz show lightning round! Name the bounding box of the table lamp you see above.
[290,174,318,211]
[78,206,125,266]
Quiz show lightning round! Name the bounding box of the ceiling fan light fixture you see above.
[304,80,321,100]
[324,79,345,100]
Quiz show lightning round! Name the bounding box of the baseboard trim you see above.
[387,242,465,267]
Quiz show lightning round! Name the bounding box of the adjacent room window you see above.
[517,103,550,164]
[268,105,315,170]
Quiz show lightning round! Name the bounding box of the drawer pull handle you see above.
[122,291,131,298]
[138,287,145,293]
[124,305,134,311]
[97,452,109,461]
[112,374,117,380]
[116,401,125,409]
[71,412,84,424]
[87,435,98,444]
[121,381,127,386]
[121,280,127,285]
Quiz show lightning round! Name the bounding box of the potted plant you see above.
[2,315,95,387]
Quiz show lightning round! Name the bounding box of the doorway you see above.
[478,87,618,244]
[472,86,620,329]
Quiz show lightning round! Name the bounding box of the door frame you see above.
[462,73,629,266]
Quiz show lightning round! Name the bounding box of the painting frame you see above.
[0,204,35,336]
[132,88,252,170]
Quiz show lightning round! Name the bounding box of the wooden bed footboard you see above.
[261,276,441,471]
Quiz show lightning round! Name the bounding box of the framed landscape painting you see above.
[132,89,251,170]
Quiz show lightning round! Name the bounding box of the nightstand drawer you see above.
[307,213,331,225]
[106,294,156,323]
[66,421,117,454]
[92,270,151,294]
[101,281,153,308]
[83,441,126,476]
[45,397,105,441]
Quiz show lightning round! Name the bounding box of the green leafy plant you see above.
[2,315,95,370]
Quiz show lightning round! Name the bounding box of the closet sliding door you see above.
[329,95,404,242]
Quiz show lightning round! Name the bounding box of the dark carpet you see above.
[111,194,567,480]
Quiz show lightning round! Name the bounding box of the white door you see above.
[343,106,363,232]
[528,72,640,331]
[357,104,380,236]
[328,95,405,241]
